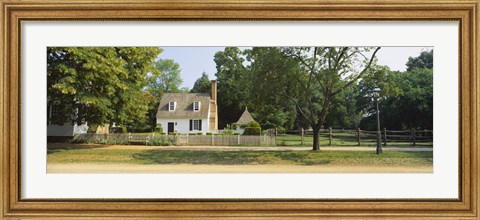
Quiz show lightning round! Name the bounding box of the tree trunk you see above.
[312,127,320,151]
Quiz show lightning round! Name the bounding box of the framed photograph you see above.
[1,0,478,219]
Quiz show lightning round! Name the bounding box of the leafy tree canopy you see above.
[47,47,162,128]
[406,49,433,71]
[191,72,211,93]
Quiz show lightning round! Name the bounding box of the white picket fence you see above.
[71,133,276,146]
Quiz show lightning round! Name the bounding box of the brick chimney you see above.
[211,80,217,103]
[209,80,218,130]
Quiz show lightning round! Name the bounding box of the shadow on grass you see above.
[272,152,331,165]
[47,144,107,154]
[132,150,332,166]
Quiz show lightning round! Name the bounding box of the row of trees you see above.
[212,47,433,150]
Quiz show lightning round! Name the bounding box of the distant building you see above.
[47,105,89,141]
[235,107,255,134]
[156,80,218,134]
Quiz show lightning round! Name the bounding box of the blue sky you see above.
[158,47,432,89]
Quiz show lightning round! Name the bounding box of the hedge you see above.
[243,127,261,135]
[154,124,163,134]
[112,126,127,133]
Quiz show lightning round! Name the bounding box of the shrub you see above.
[68,137,87,144]
[220,129,234,135]
[112,126,127,134]
[148,137,173,146]
[168,132,178,135]
[98,138,129,145]
[87,124,98,133]
[246,120,261,128]
[243,127,261,135]
[154,124,163,134]
[233,132,240,135]
[206,132,213,135]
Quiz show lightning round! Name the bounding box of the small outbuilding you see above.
[235,107,255,134]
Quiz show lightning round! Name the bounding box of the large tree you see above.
[280,47,381,150]
[245,47,301,130]
[144,58,185,129]
[47,47,161,128]
[214,47,251,128]
[147,59,183,96]
[191,72,211,93]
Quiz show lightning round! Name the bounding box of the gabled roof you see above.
[156,93,210,119]
[236,108,254,125]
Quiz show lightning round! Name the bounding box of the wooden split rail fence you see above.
[286,128,433,146]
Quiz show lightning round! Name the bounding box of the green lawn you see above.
[48,147,433,167]
[276,134,433,147]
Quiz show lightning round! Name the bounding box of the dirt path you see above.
[48,163,432,173]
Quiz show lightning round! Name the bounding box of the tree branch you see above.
[332,47,381,96]
[284,94,314,125]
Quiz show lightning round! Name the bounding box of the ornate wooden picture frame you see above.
[1,0,478,219]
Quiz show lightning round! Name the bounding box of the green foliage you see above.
[112,126,127,134]
[189,132,203,135]
[98,138,129,145]
[190,72,211,93]
[358,51,433,130]
[206,132,213,135]
[147,59,183,95]
[214,47,381,150]
[220,129,235,135]
[47,47,161,127]
[243,127,261,135]
[214,47,251,128]
[168,132,178,135]
[87,124,98,133]
[154,124,163,134]
[246,120,261,128]
[144,58,183,129]
[406,49,433,71]
[147,137,173,146]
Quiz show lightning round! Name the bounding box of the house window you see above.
[189,119,202,131]
[169,101,176,111]
[193,101,200,112]
[49,105,60,124]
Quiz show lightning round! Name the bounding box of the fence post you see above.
[300,128,304,145]
[357,128,361,146]
[329,127,332,146]
[211,133,214,146]
[383,128,387,146]
[412,129,416,146]
[238,134,240,145]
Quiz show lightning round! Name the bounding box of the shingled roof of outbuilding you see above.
[236,108,255,125]
[156,93,211,119]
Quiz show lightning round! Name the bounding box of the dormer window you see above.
[169,101,176,111]
[193,101,200,112]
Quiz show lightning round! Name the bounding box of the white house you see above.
[156,80,218,134]
[47,105,89,139]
